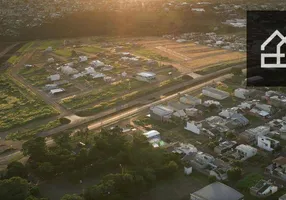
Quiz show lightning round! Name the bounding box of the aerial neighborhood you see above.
[1,0,286,200]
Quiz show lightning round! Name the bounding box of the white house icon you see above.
[261,30,286,68]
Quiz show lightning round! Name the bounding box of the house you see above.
[255,102,273,113]
[225,113,249,128]
[172,143,198,156]
[90,72,105,79]
[150,105,173,121]
[279,194,286,200]
[250,179,278,197]
[219,108,238,118]
[44,84,58,91]
[45,46,53,52]
[239,126,270,144]
[190,182,244,200]
[61,65,78,75]
[79,56,88,62]
[180,94,202,106]
[185,108,202,118]
[173,110,188,120]
[85,66,95,74]
[136,72,156,82]
[280,125,286,140]
[49,88,65,95]
[202,87,229,100]
[191,8,206,12]
[257,136,280,152]
[269,95,286,108]
[47,57,55,63]
[191,152,215,169]
[234,144,257,161]
[266,156,286,181]
[234,88,251,99]
[214,141,237,154]
[203,100,221,108]
[238,101,254,110]
[48,74,60,81]
[143,130,163,148]
[90,60,104,68]
[185,121,203,134]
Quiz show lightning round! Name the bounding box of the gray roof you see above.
[280,193,286,200]
[191,182,244,200]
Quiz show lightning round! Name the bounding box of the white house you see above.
[85,66,95,74]
[47,58,55,63]
[61,65,78,75]
[48,74,60,81]
[235,144,257,161]
[49,88,65,95]
[257,136,280,152]
[185,121,202,134]
[202,87,230,100]
[179,94,202,106]
[90,60,104,68]
[79,56,88,63]
[143,130,162,147]
[234,88,250,99]
[136,72,156,82]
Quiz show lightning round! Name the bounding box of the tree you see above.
[0,177,29,200]
[52,132,72,150]
[208,175,217,183]
[61,194,83,200]
[22,137,47,161]
[36,162,54,179]
[5,161,28,179]
[227,167,242,181]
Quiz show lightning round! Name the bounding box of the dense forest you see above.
[1,9,239,42]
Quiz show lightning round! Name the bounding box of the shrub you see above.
[59,117,71,125]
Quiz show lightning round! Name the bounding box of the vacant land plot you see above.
[38,40,63,50]
[0,75,58,131]
[19,66,51,87]
[77,45,103,54]
[137,38,246,73]
[54,49,72,57]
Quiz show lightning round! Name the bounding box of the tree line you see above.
[0,127,181,200]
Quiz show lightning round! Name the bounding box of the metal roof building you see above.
[190,182,244,200]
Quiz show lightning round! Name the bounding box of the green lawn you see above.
[54,49,72,57]
[6,119,62,140]
[38,40,63,50]
[78,46,103,53]
[0,75,58,131]
[19,67,51,87]
[7,55,20,65]
[17,42,35,53]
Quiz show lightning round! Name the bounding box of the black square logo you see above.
[247,11,286,87]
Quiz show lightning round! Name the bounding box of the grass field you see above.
[17,42,35,53]
[6,119,62,140]
[61,79,143,109]
[78,46,103,53]
[0,75,58,131]
[38,40,63,50]
[19,66,51,87]
[7,55,20,65]
[54,49,72,57]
